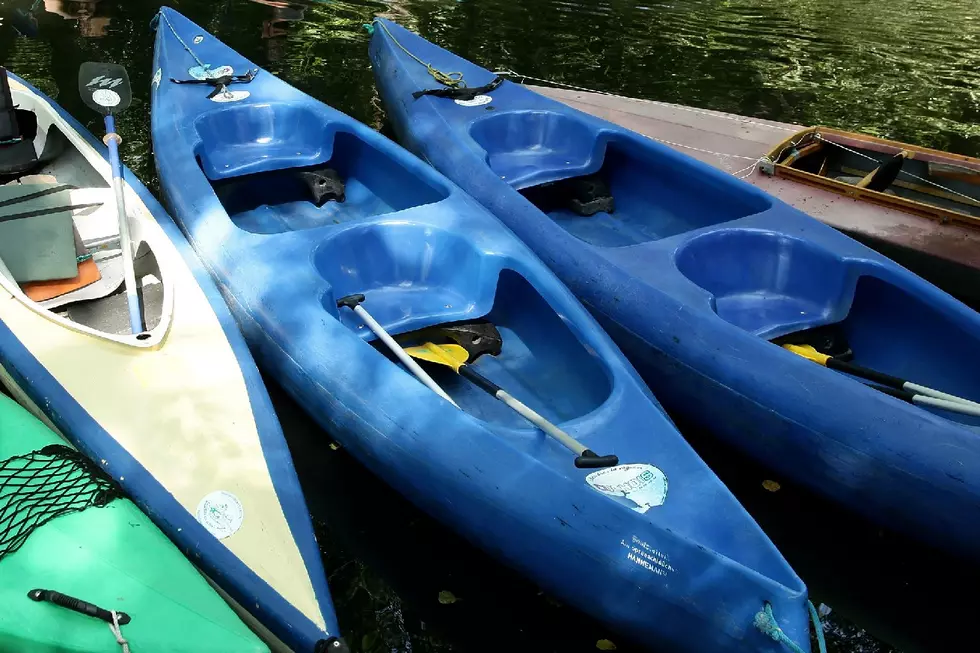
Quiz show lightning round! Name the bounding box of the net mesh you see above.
[0,444,123,561]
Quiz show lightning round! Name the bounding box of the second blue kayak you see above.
[151,7,812,652]
[369,19,980,563]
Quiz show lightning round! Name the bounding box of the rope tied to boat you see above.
[368,19,466,90]
[154,9,210,72]
[109,610,131,653]
[754,601,827,653]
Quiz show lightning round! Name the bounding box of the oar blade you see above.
[78,62,132,115]
[404,342,469,372]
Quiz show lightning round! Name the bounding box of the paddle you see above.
[784,344,980,417]
[336,294,459,408]
[78,62,143,335]
[9,0,43,38]
[405,341,619,468]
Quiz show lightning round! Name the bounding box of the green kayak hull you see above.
[0,393,269,652]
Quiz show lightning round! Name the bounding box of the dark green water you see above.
[2,1,978,651]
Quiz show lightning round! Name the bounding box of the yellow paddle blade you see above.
[404,342,469,373]
[782,343,831,366]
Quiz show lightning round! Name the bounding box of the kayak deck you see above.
[0,393,268,653]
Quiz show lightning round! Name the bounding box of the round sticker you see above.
[92,89,120,108]
[455,94,492,107]
[586,464,667,514]
[189,65,234,81]
[211,90,250,103]
[196,490,244,539]
[151,68,162,90]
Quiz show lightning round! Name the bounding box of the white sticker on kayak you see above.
[91,89,120,108]
[189,64,234,80]
[196,491,244,539]
[455,94,492,107]
[211,90,250,103]
[586,464,667,514]
[152,68,162,89]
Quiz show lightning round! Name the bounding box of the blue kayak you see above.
[151,7,813,652]
[369,19,980,563]
[0,71,339,649]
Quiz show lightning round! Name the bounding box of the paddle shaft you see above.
[455,364,618,468]
[876,384,980,418]
[340,297,460,408]
[826,356,980,408]
[103,115,143,335]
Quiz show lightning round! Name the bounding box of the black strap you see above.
[0,202,102,224]
[412,76,503,101]
[0,185,75,209]
[170,69,259,99]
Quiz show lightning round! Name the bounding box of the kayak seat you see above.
[675,229,854,338]
[194,103,334,181]
[468,110,604,190]
[209,131,449,234]
[316,222,496,336]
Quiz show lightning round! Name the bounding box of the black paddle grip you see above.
[575,450,619,469]
[28,589,131,625]
[336,294,366,310]
[459,365,501,395]
[827,357,904,389]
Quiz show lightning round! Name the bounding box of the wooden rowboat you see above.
[764,126,980,232]
[0,69,345,652]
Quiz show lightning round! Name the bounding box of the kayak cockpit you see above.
[315,222,613,430]
[469,110,771,247]
[201,105,449,234]
[0,75,172,347]
[675,229,980,426]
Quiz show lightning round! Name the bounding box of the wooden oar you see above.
[784,344,980,416]
[405,341,618,468]
[78,62,144,335]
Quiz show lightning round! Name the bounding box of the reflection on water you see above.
[3,0,979,651]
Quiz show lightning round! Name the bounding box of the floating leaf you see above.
[762,479,781,492]
[437,590,458,604]
[328,441,341,451]
[596,639,617,650]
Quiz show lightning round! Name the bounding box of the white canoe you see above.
[0,70,345,652]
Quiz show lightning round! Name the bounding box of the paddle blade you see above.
[783,344,830,365]
[404,342,469,372]
[78,62,131,115]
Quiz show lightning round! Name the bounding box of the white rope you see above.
[156,10,208,70]
[108,610,131,653]
[813,133,978,203]
[493,69,796,133]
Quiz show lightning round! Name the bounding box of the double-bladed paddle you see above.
[78,62,144,335]
[404,340,619,469]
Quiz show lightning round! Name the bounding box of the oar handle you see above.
[28,589,131,625]
[103,114,143,335]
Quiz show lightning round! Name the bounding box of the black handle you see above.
[28,589,131,625]
[336,293,366,310]
[574,450,619,469]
